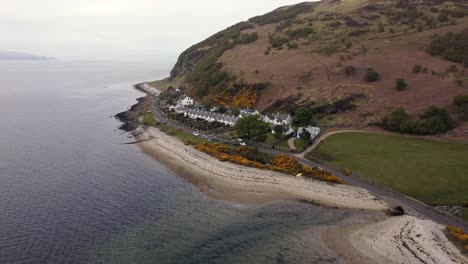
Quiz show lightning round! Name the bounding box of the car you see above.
[239,142,246,146]
[192,132,200,137]
[236,138,243,142]
[211,138,219,142]
[202,135,209,139]
[177,127,183,131]
[232,142,240,146]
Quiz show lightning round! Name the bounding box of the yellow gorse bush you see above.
[186,142,344,184]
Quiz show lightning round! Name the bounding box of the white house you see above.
[273,113,293,126]
[272,125,295,135]
[239,108,260,118]
[179,96,194,106]
[297,126,321,139]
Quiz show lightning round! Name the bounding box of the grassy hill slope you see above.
[168,0,468,135]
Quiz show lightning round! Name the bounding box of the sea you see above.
[0,60,348,264]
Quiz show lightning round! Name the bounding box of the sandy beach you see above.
[135,126,387,209]
[323,215,468,263]
[133,125,467,263]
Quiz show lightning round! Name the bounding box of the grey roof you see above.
[178,106,238,123]
[275,113,290,121]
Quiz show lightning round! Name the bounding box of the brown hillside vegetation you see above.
[168,0,468,138]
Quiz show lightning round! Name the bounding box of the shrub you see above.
[344,65,357,77]
[269,35,289,49]
[395,78,408,91]
[186,142,343,184]
[293,106,312,126]
[364,68,380,82]
[428,30,468,66]
[438,13,449,23]
[287,42,299,49]
[286,27,315,39]
[446,226,468,252]
[449,64,458,73]
[412,64,422,73]
[382,107,455,135]
[454,95,468,119]
[238,32,258,44]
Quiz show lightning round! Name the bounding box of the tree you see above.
[412,64,422,73]
[364,68,380,82]
[217,105,228,113]
[273,125,285,139]
[382,108,410,132]
[395,78,408,91]
[438,13,449,23]
[454,95,468,120]
[344,65,357,78]
[293,107,312,126]
[234,115,270,141]
[299,129,312,145]
[231,108,240,116]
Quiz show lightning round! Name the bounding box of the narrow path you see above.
[287,137,296,151]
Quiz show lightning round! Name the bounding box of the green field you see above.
[310,132,468,206]
[294,138,306,150]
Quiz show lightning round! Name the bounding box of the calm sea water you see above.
[0,61,348,264]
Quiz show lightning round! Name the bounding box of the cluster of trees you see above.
[269,34,289,49]
[180,21,260,97]
[236,32,258,45]
[382,106,455,135]
[427,30,468,67]
[293,106,312,126]
[249,2,313,26]
[234,115,270,141]
[286,27,315,39]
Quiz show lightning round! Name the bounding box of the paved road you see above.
[150,95,468,232]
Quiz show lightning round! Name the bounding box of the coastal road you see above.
[148,93,468,232]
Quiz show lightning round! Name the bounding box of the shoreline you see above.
[135,125,467,263]
[120,81,467,263]
[135,126,387,209]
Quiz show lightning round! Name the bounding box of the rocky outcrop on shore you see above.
[115,96,147,132]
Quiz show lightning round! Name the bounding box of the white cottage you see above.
[273,113,292,126]
[297,126,321,139]
[179,96,194,106]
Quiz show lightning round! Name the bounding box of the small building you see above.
[297,126,321,140]
[272,125,295,136]
[261,115,274,124]
[179,96,194,106]
[273,113,293,126]
[239,108,260,118]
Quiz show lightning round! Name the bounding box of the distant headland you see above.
[0,51,55,60]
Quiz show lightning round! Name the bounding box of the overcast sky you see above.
[1,0,305,62]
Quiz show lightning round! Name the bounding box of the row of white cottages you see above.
[173,104,293,127]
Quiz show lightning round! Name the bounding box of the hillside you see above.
[166,0,468,138]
